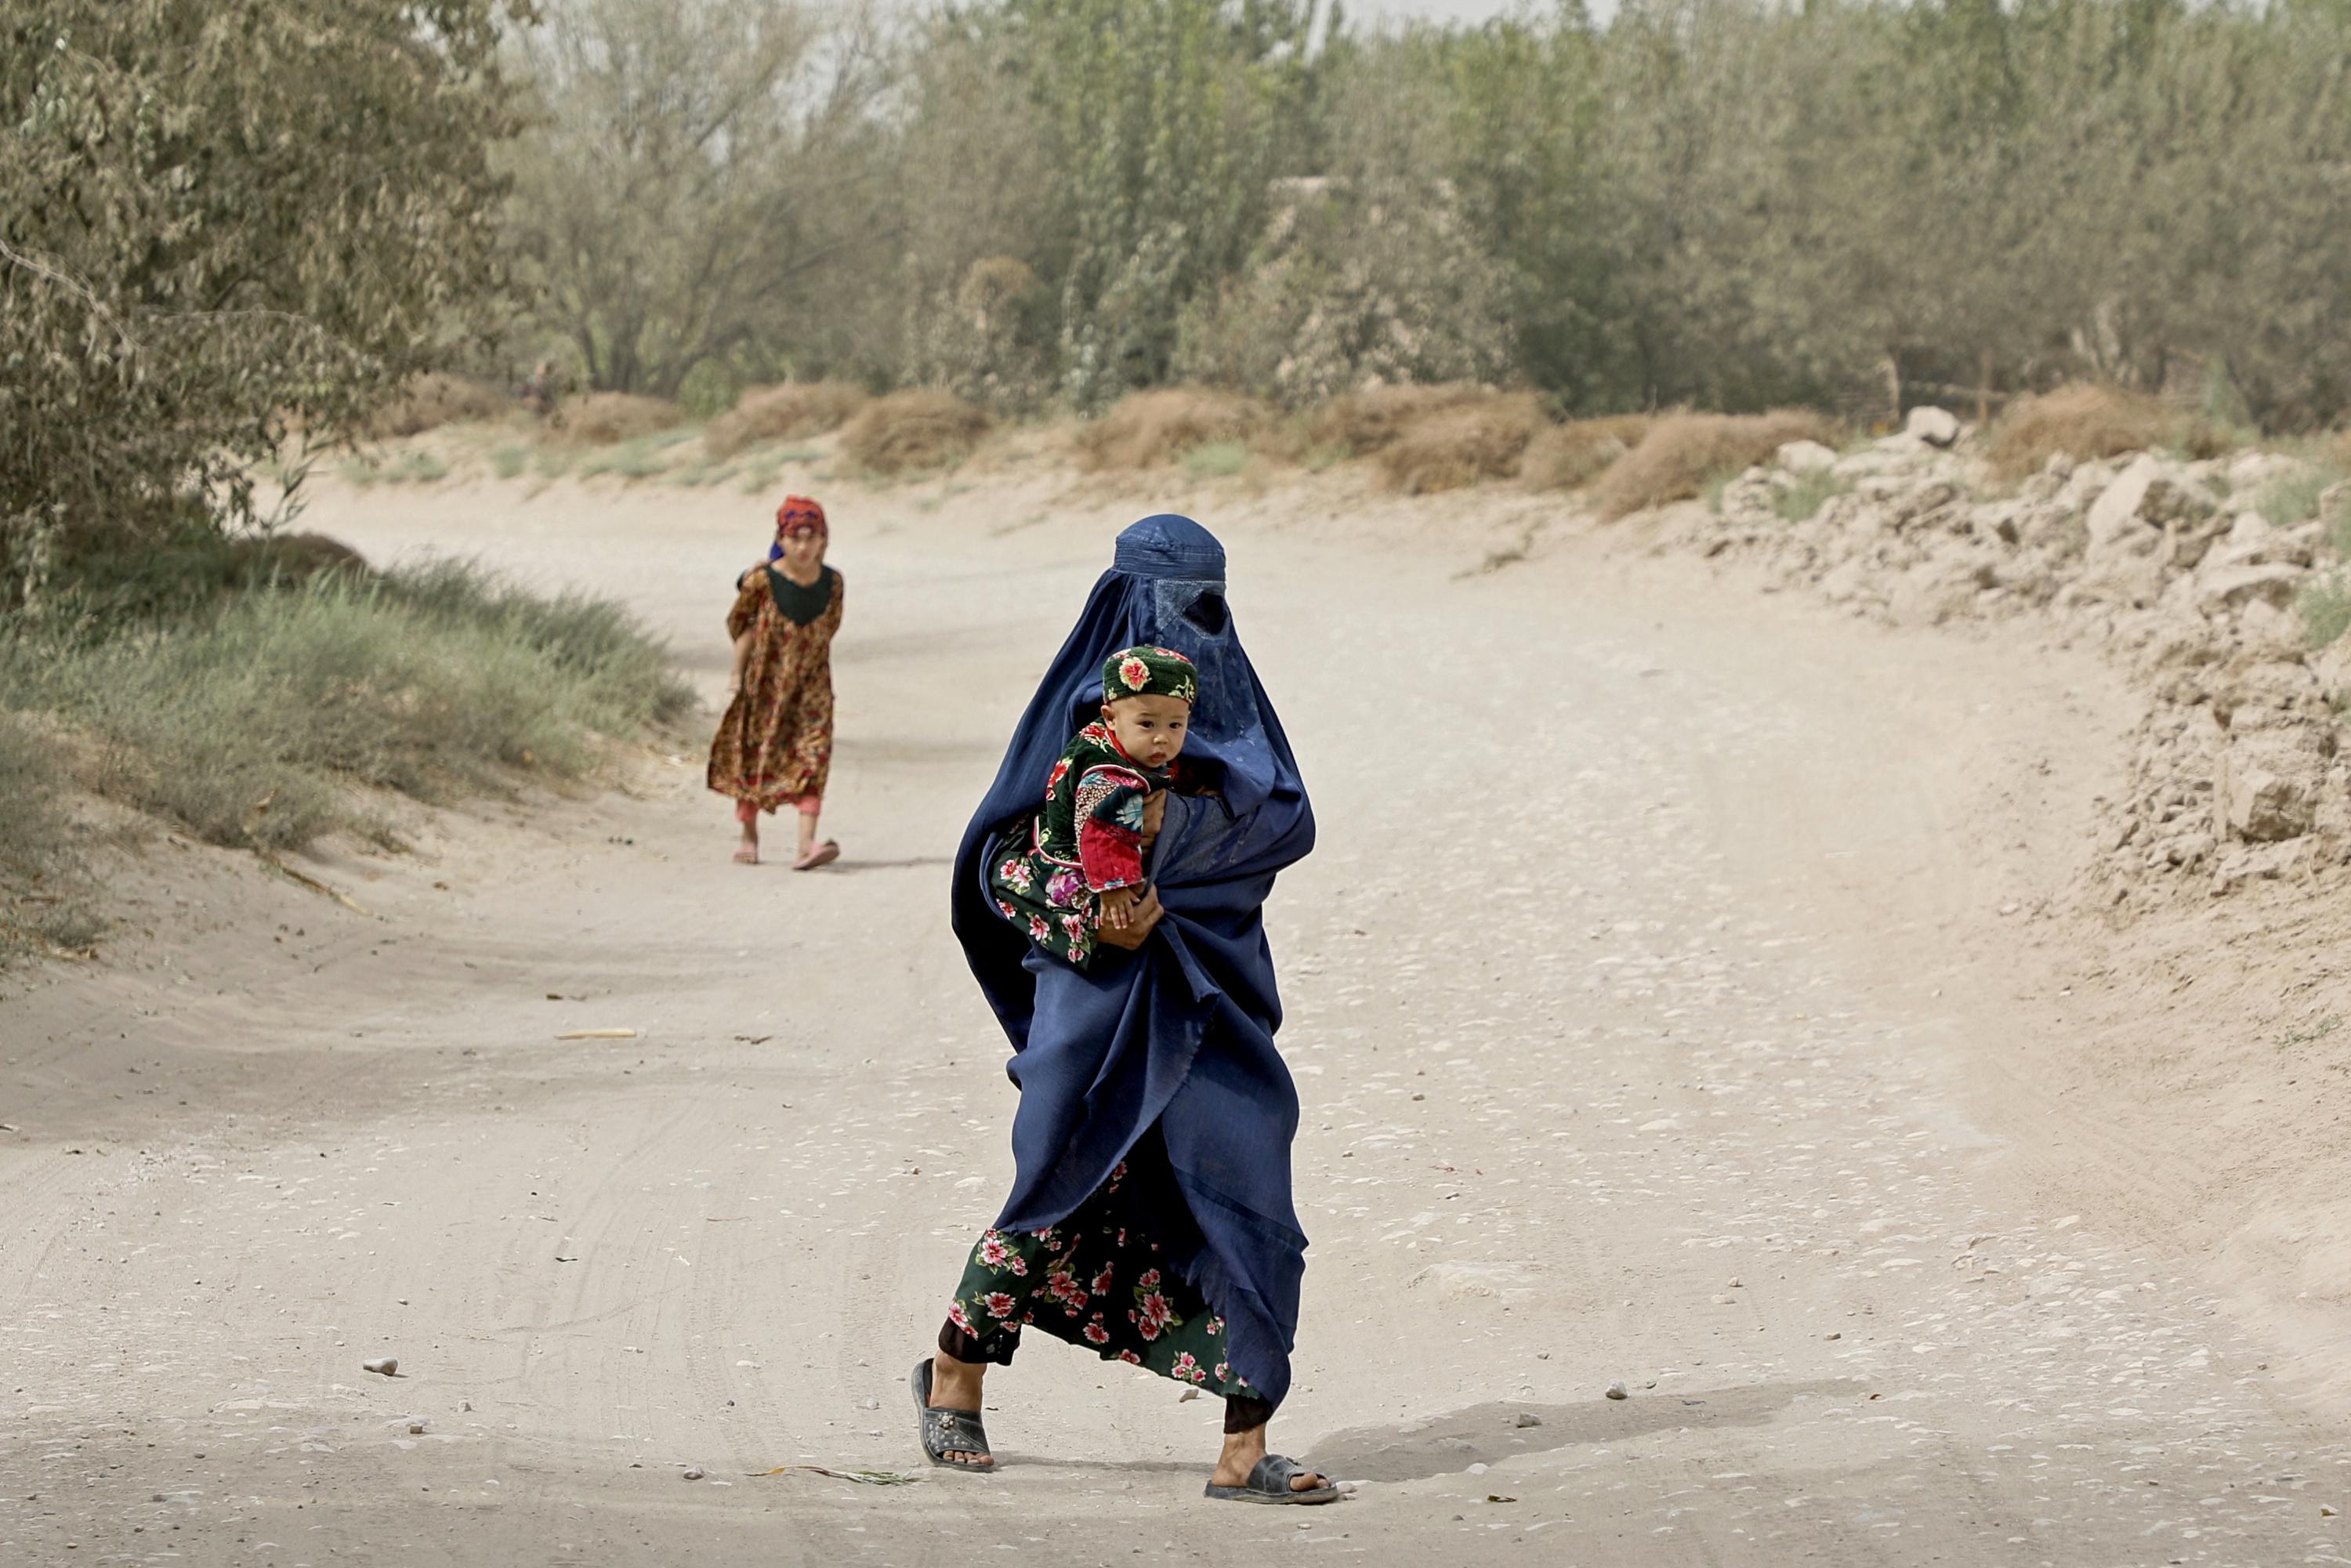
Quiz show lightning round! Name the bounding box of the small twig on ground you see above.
[748,1465,920,1486]
[254,853,375,917]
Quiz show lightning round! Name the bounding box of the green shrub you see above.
[2258,464,2339,529]
[579,436,676,481]
[2301,573,2351,649]
[492,444,530,480]
[1183,441,1252,478]
[384,450,451,484]
[1775,469,1853,522]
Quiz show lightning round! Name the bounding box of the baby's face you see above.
[1103,694,1190,771]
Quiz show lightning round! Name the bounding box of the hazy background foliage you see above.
[484,0,2351,433]
[13,0,2351,586]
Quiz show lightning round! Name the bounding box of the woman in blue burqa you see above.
[911,515,1338,1504]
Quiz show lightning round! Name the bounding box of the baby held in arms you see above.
[988,646,1199,968]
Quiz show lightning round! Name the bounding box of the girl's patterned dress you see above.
[941,1152,1259,1402]
[987,720,1176,969]
[707,565,842,814]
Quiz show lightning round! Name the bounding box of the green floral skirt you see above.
[941,1157,1258,1401]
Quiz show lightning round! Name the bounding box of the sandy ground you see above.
[4,462,2349,1566]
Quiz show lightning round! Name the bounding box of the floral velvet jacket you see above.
[987,720,1185,968]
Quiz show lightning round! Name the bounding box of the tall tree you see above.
[991,0,1325,407]
[0,0,527,601]
[502,0,893,398]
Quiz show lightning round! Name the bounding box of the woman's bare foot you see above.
[927,1353,992,1468]
[1212,1423,1326,1493]
[734,819,759,864]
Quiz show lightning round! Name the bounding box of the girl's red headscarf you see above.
[776,494,828,540]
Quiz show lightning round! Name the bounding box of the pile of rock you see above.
[1653,407,2349,904]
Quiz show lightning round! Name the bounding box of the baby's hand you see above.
[1099,885,1139,930]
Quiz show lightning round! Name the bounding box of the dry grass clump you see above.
[0,709,99,958]
[1073,389,1269,472]
[0,560,692,853]
[1983,382,2226,479]
[1375,393,1549,494]
[1308,383,1501,457]
[841,389,991,476]
[552,392,688,447]
[1590,411,1837,520]
[703,382,870,458]
[1523,415,1654,493]
[366,373,509,438]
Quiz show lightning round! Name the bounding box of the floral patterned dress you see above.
[707,566,842,813]
[942,1153,1259,1401]
[988,720,1179,969]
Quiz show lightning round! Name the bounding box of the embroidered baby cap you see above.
[1102,646,1199,705]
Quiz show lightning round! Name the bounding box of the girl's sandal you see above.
[733,845,759,865]
[792,840,840,872]
[1204,1454,1341,1505]
[908,1358,993,1472]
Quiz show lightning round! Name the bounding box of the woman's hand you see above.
[1094,793,1171,949]
[1094,885,1163,949]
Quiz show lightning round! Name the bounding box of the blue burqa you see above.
[951,516,1315,1408]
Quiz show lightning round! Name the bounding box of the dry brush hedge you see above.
[364,375,512,440]
[1072,389,1269,471]
[1985,384,2232,482]
[549,393,690,447]
[704,383,870,458]
[1523,415,1655,493]
[1590,411,1840,520]
[1308,383,1504,457]
[841,390,992,476]
[1375,393,1548,494]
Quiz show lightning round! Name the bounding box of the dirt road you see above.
[5,472,2346,1566]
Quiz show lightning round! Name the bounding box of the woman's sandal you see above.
[908,1358,994,1472]
[1204,1454,1341,1505]
[792,840,840,871]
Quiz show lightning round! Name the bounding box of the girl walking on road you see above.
[913,514,1337,1505]
[708,494,842,870]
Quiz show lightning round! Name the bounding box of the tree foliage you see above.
[984,0,1326,407]
[15,0,2351,601]
[1,0,527,601]
[499,0,898,404]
